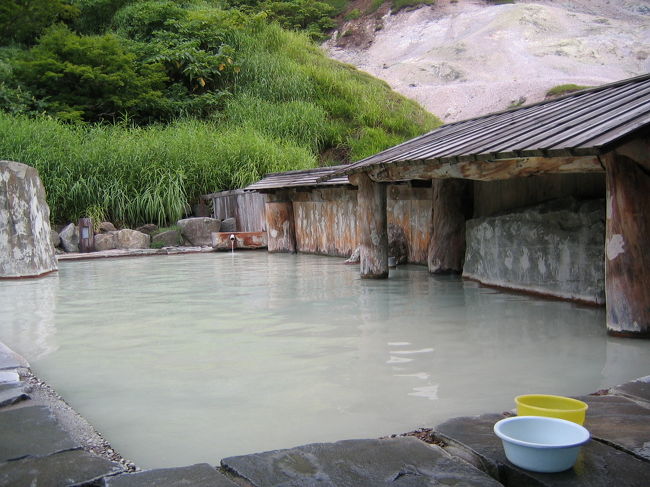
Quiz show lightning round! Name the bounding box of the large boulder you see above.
[0,161,58,278]
[94,233,117,251]
[98,221,116,233]
[152,229,181,247]
[59,223,79,253]
[115,229,149,249]
[50,230,60,248]
[177,217,221,246]
[135,223,158,236]
[220,217,236,233]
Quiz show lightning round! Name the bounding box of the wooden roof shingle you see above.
[245,165,350,192]
[319,74,650,182]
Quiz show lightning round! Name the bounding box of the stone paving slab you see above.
[434,414,650,487]
[0,405,79,461]
[578,394,650,460]
[612,376,650,404]
[0,382,30,407]
[0,449,123,486]
[222,436,502,487]
[0,341,28,370]
[103,463,239,487]
[57,246,214,261]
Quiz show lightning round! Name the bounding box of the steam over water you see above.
[1,253,649,468]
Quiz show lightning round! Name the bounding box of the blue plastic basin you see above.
[494,416,590,473]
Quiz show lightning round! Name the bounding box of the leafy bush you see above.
[344,8,361,20]
[546,84,591,97]
[0,0,79,45]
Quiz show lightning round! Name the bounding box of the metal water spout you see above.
[230,234,235,253]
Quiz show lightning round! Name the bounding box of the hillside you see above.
[324,0,650,121]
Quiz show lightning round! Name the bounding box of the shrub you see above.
[546,84,591,97]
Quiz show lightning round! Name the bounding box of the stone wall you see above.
[463,197,605,304]
[0,161,57,278]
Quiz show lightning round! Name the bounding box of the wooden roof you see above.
[320,74,650,182]
[245,165,351,192]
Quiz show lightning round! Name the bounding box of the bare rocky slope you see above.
[324,0,650,122]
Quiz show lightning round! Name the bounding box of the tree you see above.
[0,0,78,45]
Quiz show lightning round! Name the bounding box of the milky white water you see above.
[1,253,649,468]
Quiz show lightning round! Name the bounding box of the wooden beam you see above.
[265,201,296,253]
[428,179,472,274]
[604,149,650,337]
[368,156,603,182]
[353,173,388,279]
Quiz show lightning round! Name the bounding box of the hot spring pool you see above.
[1,252,649,468]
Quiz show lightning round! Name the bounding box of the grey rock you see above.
[220,217,236,233]
[434,413,650,486]
[135,223,158,236]
[0,449,123,486]
[0,341,28,370]
[94,233,117,251]
[222,436,501,487]
[115,229,150,249]
[0,405,78,461]
[0,383,29,407]
[103,463,237,487]
[0,161,58,277]
[98,221,117,233]
[152,230,181,247]
[51,230,60,248]
[177,217,221,246]
[59,223,80,253]
[463,197,605,304]
[579,393,650,460]
[612,375,650,403]
[388,223,409,265]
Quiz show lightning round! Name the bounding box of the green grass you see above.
[546,84,591,97]
[391,0,436,13]
[0,11,440,228]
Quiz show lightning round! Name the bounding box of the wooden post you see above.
[428,178,472,274]
[352,172,388,279]
[604,149,650,337]
[265,192,296,253]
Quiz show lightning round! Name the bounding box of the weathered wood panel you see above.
[293,188,358,257]
[353,173,388,279]
[265,201,296,253]
[604,149,650,337]
[207,189,267,232]
[473,173,605,217]
[386,185,432,264]
[212,232,267,250]
[428,179,472,274]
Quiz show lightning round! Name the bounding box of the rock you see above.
[222,436,501,487]
[0,449,123,486]
[151,229,181,247]
[104,463,238,487]
[463,197,605,304]
[433,413,650,486]
[0,161,58,277]
[98,221,116,233]
[59,223,80,253]
[0,383,30,408]
[94,233,117,251]
[177,217,221,246]
[115,229,150,249]
[388,223,409,265]
[220,217,236,233]
[0,405,78,461]
[612,375,650,403]
[578,393,650,460]
[135,223,158,236]
[50,230,60,248]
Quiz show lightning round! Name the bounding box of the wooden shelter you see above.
[319,74,650,338]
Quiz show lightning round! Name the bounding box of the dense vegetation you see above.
[0,0,439,226]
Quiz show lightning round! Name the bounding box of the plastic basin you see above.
[494,416,590,473]
[515,394,588,425]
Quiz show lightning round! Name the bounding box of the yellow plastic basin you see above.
[515,395,588,425]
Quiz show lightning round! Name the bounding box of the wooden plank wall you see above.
[210,189,267,232]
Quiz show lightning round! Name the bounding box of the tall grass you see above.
[0,115,314,226]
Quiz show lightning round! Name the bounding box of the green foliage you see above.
[367,0,385,14]
[0,0,79,45]
[71,0,134,34]
[15,25,167,122]
[344,8,361,20]
[258,0,336,41]
[391,0,435,14]
[546,84,591,97]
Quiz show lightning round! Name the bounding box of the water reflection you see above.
[0,253,648,469]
